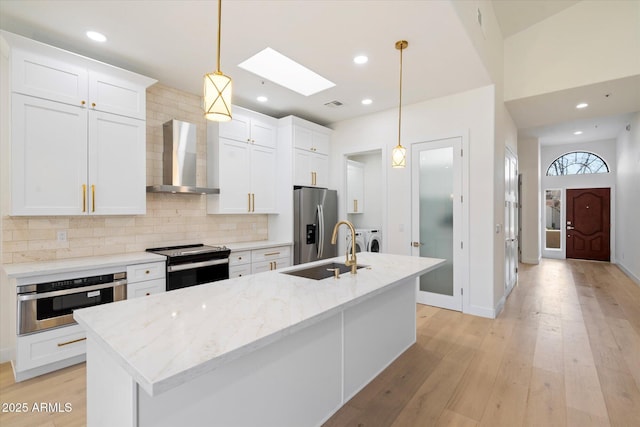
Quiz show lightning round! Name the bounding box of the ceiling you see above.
[1,0,637,146]
[0,0,490,127]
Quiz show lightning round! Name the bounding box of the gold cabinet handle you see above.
[91,185,96,212]
[252,193,255,212]
[91,102,96,108]
[354,199,358,212]
[82,184,87,212]
[248,193,251,212]
[57,337,86,347]
[264,252,280,257]
[81,100,86,106]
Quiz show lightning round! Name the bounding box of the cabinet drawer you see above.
[252,246,291,262]
[127,262,165,283]
[230,264,252,278]
[229,250,251,266]
[128,278,166,298]
[16,324,86,372]
[251,258,291,274]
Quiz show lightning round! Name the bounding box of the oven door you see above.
[167,258,229,291]
[17,280,127,335]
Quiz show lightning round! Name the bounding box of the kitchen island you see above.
[74,252,444,427]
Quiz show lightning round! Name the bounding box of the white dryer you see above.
[365,228,382,253]
[347,230,367,253]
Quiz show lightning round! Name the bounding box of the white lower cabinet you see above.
[229,245,292,277]
[126,262,166,298]
[251,246,291,273]
[14,324,86,381]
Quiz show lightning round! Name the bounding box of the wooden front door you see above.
[566,188,610,261]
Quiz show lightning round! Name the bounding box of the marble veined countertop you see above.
[74,252,444,397]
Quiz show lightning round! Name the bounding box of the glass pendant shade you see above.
[204,71,232,122]
[392,144,407,168]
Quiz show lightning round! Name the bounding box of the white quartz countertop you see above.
[3,252,166,284]
[74,252,444,397]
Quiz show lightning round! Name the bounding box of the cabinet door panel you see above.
[219,113,250,142]
[218,138,252,213]
[11,94,88,215]
[293,126,313,151]
[312,154,329,188]
[88,112,146,214]
[311,131,330,155]
[250,119,276,148]
[12,49,88,106]
[293,149,313,186]
[89,71,146,120]
[250,146,277,213]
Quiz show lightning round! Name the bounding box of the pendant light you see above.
[391,40,408,168]
[203,0,232,121]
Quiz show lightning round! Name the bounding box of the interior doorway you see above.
[566,188,611,261]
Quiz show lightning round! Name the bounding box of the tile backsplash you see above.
[1,84,268,264]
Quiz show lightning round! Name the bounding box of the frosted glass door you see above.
[411,137,462,311]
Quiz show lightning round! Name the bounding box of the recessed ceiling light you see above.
[354,55,368,65]
[257,96,268,102]
[576,103,589,109]
[361,98,372,105]
[238,47,335,96]
[86,31,107,43]
[573,131,583,135]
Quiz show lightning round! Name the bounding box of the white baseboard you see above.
[616,262,640,286]
[521,256,540,264]
[465,304,495,319]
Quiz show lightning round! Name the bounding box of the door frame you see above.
[409,130,469,313]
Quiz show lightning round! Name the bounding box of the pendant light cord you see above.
[216,0,222,72]
[398,44,403,146]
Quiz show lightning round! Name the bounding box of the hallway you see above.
[325,259,640,426]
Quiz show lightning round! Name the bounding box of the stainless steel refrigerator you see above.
[293,187,338,265]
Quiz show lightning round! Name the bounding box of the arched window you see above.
[546,151,609,176]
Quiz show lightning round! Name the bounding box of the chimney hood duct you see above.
[146,119,219,195]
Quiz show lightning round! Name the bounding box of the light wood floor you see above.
[1,259,639,427]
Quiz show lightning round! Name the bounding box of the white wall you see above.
[518,137,541,264]
[540,140,617,260]
[504,0,640,101]
[329,85,497,318]
[615,112,640,283]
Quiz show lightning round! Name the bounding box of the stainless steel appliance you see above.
[146,244,231,291]
[146,119,219,195]
[17,272,127,335]
[293,187,338,265]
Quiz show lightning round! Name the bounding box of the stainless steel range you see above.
[146,244,231,291]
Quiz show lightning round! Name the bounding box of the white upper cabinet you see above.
[207,106,279,214]
[218,109,276,149]
[5,32,156,216]
[285,117,331,188]
[346,160,365,214]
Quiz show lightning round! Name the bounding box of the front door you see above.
[411,137,463,311]
[566,188,610,261]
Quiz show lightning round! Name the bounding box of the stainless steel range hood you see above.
[146,119,219,195]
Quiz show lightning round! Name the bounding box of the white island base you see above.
[88,278,416,427]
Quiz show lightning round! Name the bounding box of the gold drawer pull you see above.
[264,252,280,257]
[57,337,87,347]
[91,185,96,212]
[145,270,150,274]
[82,184,87,212]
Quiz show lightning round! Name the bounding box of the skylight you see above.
[238,48,335,96]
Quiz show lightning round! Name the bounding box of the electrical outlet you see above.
[57,230,67,242]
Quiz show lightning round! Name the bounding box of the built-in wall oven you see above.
[146,244,231,291]
[17,272,127,335]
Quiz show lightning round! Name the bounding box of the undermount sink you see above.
[282,262,368,280]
